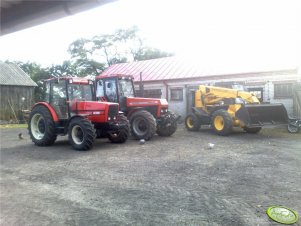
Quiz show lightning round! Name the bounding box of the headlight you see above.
[108,117,111,120]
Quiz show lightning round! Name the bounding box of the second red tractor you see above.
[95,74,179,140]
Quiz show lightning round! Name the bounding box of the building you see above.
[0,62,37,121]
[100,57,301,118]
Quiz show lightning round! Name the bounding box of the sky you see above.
[0,0,300,69]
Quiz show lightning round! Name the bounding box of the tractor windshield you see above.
[68,84,93,101]
[118,77,134,97]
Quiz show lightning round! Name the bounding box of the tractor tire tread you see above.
[211,109,233,136]
[156,111,178,137]
[28,105,57,146]
[68,117,96,151]
[130,110,156,141]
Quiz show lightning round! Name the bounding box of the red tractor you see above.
[95,74,179,140]
[28,77,129,151]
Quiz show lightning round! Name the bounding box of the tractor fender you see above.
[32,102,59,122]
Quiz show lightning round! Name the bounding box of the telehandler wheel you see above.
[129,110,156,141]
[243,127,262,134]
[185,114,201,131]
[156,111,177,136]
[108,115,130,143]
[68,117,96,151]
[211,110,233,136]
[28,105,57,146]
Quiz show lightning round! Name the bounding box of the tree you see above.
[68,26,174,74]
[68,38,105,76]
[135,47,174,61]
[47,60,77,77]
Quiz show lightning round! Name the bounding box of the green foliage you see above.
[68,26,173,73]
[135,47,174,61]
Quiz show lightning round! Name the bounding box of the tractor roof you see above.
[44,77,92,84]
[96,74,134,80]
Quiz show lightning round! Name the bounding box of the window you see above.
[274,83,293,98]
[104,78,117,102]
[68,84,93,101]
[143,89,162,98]
[170,88,183,101]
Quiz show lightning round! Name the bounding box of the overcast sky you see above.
[0,0,300,68]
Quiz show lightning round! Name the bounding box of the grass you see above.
[0,124,28,129]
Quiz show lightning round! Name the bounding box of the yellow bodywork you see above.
[195,85,260,127]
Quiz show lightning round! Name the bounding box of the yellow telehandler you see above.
[185,85,288,135]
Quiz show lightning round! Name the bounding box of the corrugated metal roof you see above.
[100,56,298,82]
[0,62,37,86]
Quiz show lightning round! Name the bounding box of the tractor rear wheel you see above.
[68,117,96,151]
[243,127,262,134]
[156,111,177,136]
[28,105,57,146]
[185,113,201,131]
[129,110,156,140]
[108,115,130,143]
[211,110,233,136]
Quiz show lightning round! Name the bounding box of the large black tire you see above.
[185,113,201,131]
[156,111,177,137]
[243,127,262,134]
[108,115,130,143]
[211,110,233,136]
[129,110,156,140]
[28,105,57,146]
[68,117,96,151]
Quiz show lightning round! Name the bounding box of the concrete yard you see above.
[0,125,300,225]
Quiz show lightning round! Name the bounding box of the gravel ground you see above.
[0,125,301,226]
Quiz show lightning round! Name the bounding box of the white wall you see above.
[136,71,299,117]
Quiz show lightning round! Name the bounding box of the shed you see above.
[100,57,301,118]
[0,62,37,122]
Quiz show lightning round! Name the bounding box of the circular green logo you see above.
[267,206,298,224]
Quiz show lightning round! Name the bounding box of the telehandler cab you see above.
[95,74,179,140]
[185,85,288,135]
[28,77,129,150]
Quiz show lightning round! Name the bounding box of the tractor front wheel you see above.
[129,110,156,140]
[28,105,57,146]
[211,110,233,136]
[68,117,96,151]
[156,111,177,137]
[185,113,201,131]
[108,115,130,143]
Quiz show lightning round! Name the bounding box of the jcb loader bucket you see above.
[236,103,288,127]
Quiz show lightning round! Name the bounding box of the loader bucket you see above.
[236,103,288,127]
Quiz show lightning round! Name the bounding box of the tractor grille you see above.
[108,105,119,118]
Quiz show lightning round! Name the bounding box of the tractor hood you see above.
[126,97,168,107]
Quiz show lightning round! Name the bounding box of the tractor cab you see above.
[96,74,135,112]
[44,77,96,120]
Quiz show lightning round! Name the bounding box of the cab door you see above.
[50,80,68,119]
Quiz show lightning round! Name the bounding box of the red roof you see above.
[99,56,297,82]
